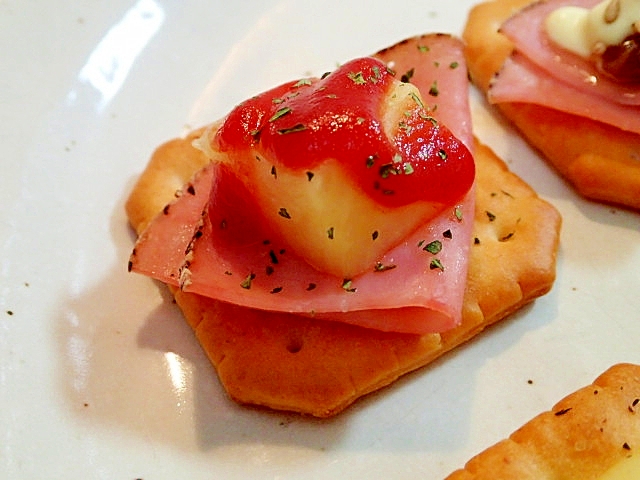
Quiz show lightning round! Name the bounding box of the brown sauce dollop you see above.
[597,32,640,83]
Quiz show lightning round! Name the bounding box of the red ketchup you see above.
[215,57,474,208]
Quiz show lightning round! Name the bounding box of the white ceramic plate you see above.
[2,1,639,478]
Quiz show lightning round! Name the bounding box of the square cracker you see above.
[446,363,640,479]
[463,0,640,210]
[126,129,561,417]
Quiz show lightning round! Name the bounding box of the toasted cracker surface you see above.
[463,0,640,210]
[446,363,640,479]
[126,129,560,417]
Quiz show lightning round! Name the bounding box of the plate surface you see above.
[1,1,639,478]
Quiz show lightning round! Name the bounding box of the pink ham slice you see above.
[499,0,640,105]
[375,34,474,151]
[130,34,475,335]
[490,52,640,134]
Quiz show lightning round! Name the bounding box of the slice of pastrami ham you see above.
[130,34,475,334]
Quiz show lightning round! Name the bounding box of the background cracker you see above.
[463,0,640,210]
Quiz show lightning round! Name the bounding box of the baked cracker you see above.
[446,363,640,479]
[126,130,561,417]
[463,0,640,210]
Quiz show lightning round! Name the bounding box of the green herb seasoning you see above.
[327,227,335,239]
[269,106,292,122]
[423,240,442,255]
[419,111,438,125]
[400,68,415,83]
[347,71,366,84]
[398,121,413,135]
[379,164,396,179]
[430,259,444,271]
[342,279,357,292]
[500,232,514,241]
[240,273,256,289]
[374,262,397,272]
[428,81,439,97]
[409,91,425,110]
[277,123,307,135]
[278,208,291,219]
[371,65,381,83]
[366,155,376,168]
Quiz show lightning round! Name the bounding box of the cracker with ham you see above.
[126,34,561,417]
[446,363,640,479]
[463,0,640,210]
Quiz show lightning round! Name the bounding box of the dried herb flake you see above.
[400,68,415,83]
[347,71,366,84]
[374,262,397,272]
[277,123,307,135]
[240,273,256,289]
[278,208,291,219]
[554,407,572,416]
[424,240,442,254]
[342,279,357,292]
[430,259,444,271]
[294,78,312,88]
[269,106,292,122]
[428,81,439,96]
[327,227,335,239]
